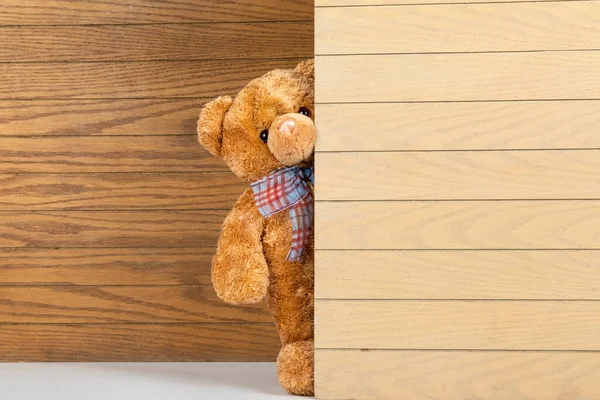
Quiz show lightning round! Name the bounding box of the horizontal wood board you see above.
[317,2,600,54]
[0,248,213,286]
[0,99,203,136]
[316,350,600,400]
[317,151,600,200]
[0,173,245,210]
[0,211,227,248]
[0,23,313,62]
[0,136,227,173]
[315,250,600,299]
[0,0,314,25]
[0,323,279,362]
[316,53,600,102]
[316,0,572,4]
[316,300,600,350]
[316,201,600,249]
[0,286,270,323]
[1,59,305,100]
[316,101,600,151]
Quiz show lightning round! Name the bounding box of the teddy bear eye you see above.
[298,107,311,117]
[259,129,269,143]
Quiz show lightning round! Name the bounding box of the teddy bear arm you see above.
[212,189,269,305]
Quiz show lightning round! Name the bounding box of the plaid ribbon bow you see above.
[251,166,314,261]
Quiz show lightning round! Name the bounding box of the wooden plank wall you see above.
[314,1,600,399]
[0,0,314,362]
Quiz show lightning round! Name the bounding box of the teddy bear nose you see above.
[279,119,296,134]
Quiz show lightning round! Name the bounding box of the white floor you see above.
[0,363,307,399]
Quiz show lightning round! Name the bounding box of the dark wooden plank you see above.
[0,286,271,323]
[0,248,213,285]
[0,323,279,362]
[0,58,304,100]
[0,136,227,173]
[0,23,313,62]
[0,0,313,25]
[0,99,203,136]
[0,173,245,210]
[0,211,227,247]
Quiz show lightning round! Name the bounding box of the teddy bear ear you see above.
[197,96,233,158]
[295,59,314,80]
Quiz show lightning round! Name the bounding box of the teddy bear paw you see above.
[212,260,269,305]
[277,340,314,396]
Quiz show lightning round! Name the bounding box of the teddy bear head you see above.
[197,59,315,182]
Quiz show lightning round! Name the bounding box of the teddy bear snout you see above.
[268,113,316,166]
[279,119,296,135]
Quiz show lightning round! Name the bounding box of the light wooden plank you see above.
[0,136,227,173]
[316,53,600,102]
[316,350,600,400]
[0,99,203,136]
[0,0,313,25]
[1,23,313,62]
[0,286,270,323]
[0,58,303,100]
[0,173,244,210]
[0,211,227,248]
[316,0,574,5]
[317,151,600,200]
[316,300,600,349]
[316,101,600,151]
[0,248,213,285]
[315,250,600,299]
[0,323,279,362]
[317,2,600,54]
[316,201,600,249]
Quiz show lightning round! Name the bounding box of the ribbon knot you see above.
[251,166,314,261]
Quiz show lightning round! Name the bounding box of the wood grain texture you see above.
[317,151,600,200]
[0,136,227,173]
[316,0,563,4]
[317,2,600,54]
[0,173,245,210]
[316,201,600,249]
[0,0,313,365]
[0,286,270,323]
[0,211,227,248]
[1,23,313,62]
[0,248,213,286]
[0,323,279,362]
[316,350,600,400]
[316,101,600,151]
[316,300,600,349]
[0,58,304,100]
[0,0,313,25]
[316,53,600,102]
[315,250,600,300]
[0,99,203,136]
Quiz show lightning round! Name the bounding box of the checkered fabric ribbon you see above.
[251,166,314,261]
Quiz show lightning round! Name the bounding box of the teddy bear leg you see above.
[277,339,314,396]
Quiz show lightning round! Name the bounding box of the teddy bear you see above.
[197,59,315,396]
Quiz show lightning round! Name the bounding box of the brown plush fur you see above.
[197,60,315,396]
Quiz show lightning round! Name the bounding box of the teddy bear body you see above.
[197,60,315,396]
